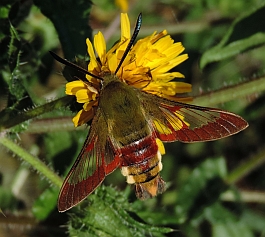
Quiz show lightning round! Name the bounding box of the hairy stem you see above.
[0,136,63,187]
[0,96,73,131]
[193,76,265,106]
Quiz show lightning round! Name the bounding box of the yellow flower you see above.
[66,13,191,127]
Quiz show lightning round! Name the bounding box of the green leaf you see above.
[68,186,172,237]
[33,0,93,59]
[175,157,228,223]
[204,203,254,237]
[212,223,253,237]
[44,131,73,161]
[32,186,59,220]
[200,2,265,68]
[203,202,238,224]
[136,210,178,226]
[241,209,265,233]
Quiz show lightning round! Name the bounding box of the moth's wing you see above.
[58,110,120,212]
[140,92,248,142]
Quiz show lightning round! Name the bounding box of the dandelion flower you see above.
[66,13,190,127]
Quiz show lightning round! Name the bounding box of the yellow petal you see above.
[86,38,99,70]
[163,42,185,59]
[155,72,185,81]
[65,81,86,95]
[150,30,167,44]
[72,109,94,127]
[152,54,188,75]
[75,89,97,103]
[121,13,130,40]
[94,32,106,64]
[107,53,118,73]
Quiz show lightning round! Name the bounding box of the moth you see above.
[50,13,248,212]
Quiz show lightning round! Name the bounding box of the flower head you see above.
[66,13,191,127]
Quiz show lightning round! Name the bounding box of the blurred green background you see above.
[1,0,265,236]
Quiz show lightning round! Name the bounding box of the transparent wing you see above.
[58,111,120,212]
[141,93,248,142]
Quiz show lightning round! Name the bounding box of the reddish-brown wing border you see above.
[58,111,120,212]
[140,92,248,142]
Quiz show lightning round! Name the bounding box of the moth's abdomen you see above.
[120,136,166,199]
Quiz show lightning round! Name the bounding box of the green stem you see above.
[193,76,265,106]
[26,117,78,134]
[0,136,63,188]
[225,147,265,184]
[0,95,73,131]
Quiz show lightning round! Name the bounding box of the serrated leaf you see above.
[175,157,228,223]
[68,186,172,237]
[200,3,265,68]
[32,186,59,220]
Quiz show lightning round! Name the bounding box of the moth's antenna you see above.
[49,51,103,81]
[114,13,142,75]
